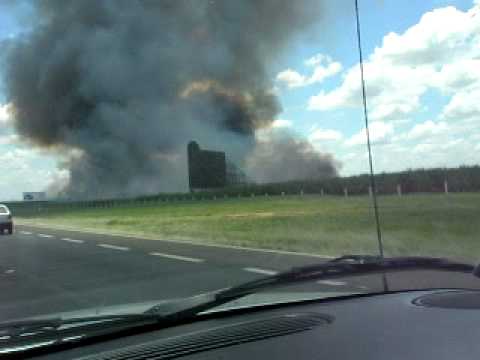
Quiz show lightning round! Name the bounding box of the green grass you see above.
[18,193,480,260]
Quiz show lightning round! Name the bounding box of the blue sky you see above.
[274,0,474,134]
[269,0,480,175]
[1,0,480,200]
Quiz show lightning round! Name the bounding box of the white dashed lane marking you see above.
[317,280,347,286]
[20,231,32,235]
[62,335,83,342]
[98,244,130,251]
[149,252,204,263]
[61,238,84,244]
[243,267,278,276]
[37,234,54,238]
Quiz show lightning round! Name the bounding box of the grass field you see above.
[18,193,480,260]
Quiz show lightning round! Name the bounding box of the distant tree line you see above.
[191,165,480,197]
[6,165,480,217]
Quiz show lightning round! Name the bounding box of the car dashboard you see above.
[31,289,480,360]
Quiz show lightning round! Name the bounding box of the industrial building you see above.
[187,141,247,192]
[187,141,227,191]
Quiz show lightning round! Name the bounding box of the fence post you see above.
[397,184,402,197]
[344,188,348,198]
[320,188,324,197]
[368,186,373,197]
[300,189,304,197]
[444,180,449,194]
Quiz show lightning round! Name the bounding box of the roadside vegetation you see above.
[16,193,480,260]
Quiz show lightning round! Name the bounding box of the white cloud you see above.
[406,120,448,140]
[255,120,292,141]
[0,134,20,146]
[338,112,480,175]
[309,128,343,142]
[275,69,307,88]
[308,60,435,120]
[309,62,342,85]
[276,54,342,88]
[2,148,37,163]
[305,53,332,67]
[345,121,394,146]
[435,59,480,92]
[412,143,436,154]
[308,2,480,125]
[441,138,463,150]
[339,133,480,176]
[441,84,480,121]
[0,147,64,200]
[1,167,66,199]
[373,6,480,67]
[0,103,13,125]
[271,119,292,128]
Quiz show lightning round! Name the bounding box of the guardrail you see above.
[4,186,469,218]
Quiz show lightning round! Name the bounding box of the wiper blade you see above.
[329,254,386,264]
[0,314,160,357]
[0,319,63,337]
[217,256,474,299]
[0,314,158,336]
[147,256,476,321]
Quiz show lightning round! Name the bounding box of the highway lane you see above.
[0,225,337,322]
[0,233,254,321]
[15,224,334,270]
[1,225,479,322]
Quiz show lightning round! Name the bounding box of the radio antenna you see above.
[354,0,385,259]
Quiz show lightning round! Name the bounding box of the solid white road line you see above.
[20,231,32,235]
[98,244,129,251]
[244,267,278,276]
[149,252,204,263]
[37,234,54,238]
[317,280,347,286]
[61,238,84,244]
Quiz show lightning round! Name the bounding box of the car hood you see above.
[16,290,357,323]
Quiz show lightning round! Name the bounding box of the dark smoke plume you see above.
[247,132,340,183]
[3,0,339,198]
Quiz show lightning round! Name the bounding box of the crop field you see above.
[16,193,480,260]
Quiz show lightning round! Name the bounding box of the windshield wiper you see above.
[145,256,477,320]
[0,314,160,358]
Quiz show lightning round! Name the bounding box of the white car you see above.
[0,204,13,234]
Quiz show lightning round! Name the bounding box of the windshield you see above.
[0,0,479,324]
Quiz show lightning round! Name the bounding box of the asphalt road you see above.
[1,225,478,322]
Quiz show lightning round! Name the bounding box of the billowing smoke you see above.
[3,0,339,199]
[247,133,339,183]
